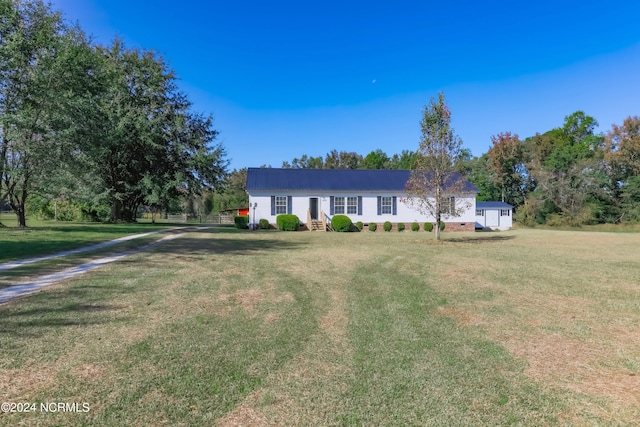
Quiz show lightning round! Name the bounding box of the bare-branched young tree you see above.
[405,93,471,240]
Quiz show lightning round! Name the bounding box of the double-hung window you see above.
[476,209,484,216]
[334,196,359,215]
[500,209,510,216]
[275,196,288,215]
[346,197,358,215]
[381,196,393,214]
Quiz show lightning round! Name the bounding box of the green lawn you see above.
[1,227,638,426]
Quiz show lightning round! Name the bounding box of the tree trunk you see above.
[111,200,121,222]
[8,185,28,228]
[435,188,441,241]
[17,207,26,228]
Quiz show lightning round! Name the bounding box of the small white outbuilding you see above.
[475,201,513,230]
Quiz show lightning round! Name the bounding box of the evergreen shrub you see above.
[234,215,249,229]
[258,218,270,229]
[276,214,300,231]
[331,215,353,232]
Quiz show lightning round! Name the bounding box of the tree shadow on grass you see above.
[445,235,516,244]
[0,272,142,337]
[141,232,308,258]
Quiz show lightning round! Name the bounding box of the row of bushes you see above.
[238,214,445,232]
[331,215,445,232]
[235,215,302,230]
[235,216,293,230]
[368,221,443,232]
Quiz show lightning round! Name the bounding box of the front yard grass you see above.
[1,228,638,425]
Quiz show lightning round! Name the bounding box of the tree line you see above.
[2,1,638,228]
[0,0,227,227]
[278,110,640,226]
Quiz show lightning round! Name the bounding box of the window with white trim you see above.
[381,196,392,214]
[476,209,484,216]
[334,196,359,215]
[347,197,358,215]
[500,209,510,216]
[275,196,287,215]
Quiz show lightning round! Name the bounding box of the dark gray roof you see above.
[476,201,513,209]
[246,168,478,193]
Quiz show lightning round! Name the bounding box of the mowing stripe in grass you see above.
[339,262,565,426]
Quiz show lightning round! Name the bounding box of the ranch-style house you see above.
[246,168,484,231]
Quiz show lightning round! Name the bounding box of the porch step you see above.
[310,220,325,231]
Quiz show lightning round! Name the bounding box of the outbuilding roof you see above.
[476,201,513,209]
[246,168,478,193]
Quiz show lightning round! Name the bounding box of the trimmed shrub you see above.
[276,214,300,231]
[368,222,377,232]
[411,221,420,232]
[258,218,270,229]
[234,215,249,229]
[383,221,392,232]
[424,222,433,232]
[439,221,446,231]
[397,222,405,232]
[331,215,353,232]
[355,221,363,231]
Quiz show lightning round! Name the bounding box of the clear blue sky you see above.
[50,0,640,170]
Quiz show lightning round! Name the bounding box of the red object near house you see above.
[238,207,249,216]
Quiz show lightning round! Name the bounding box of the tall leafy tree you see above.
[465,153,502,202]
[90,39,226,221]
[362,149,390,169]
[0,0,96,227]
[405,93,471,240]
[487,132,528,205]
[214,167,248,212]
[606,116,640,179]
[389,149,418,169]
[324,150,362,169]
[525,112,606,224]
[604,116,640,222]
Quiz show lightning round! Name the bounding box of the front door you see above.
[309,198,318,220]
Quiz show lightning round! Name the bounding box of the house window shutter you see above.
[357,196,362,215]
[377,196,381,215]
[330,196,335,215]
[392,196,397,215]
[271,196,275,216]
[287,196,292,214]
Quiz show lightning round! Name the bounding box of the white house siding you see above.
[248,192,476,229]
[475,202,513,230]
